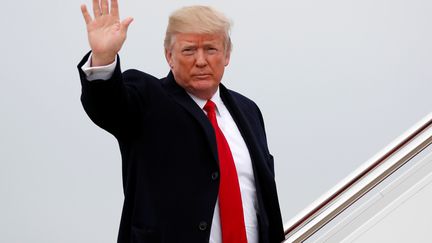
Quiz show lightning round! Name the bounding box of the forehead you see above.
[173,33,225,46]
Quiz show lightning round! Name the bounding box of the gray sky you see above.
[1,0,431,242]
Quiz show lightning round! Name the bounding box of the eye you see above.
[181,48,195,56]
[207,47,218,54]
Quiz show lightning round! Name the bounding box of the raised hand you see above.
[81,0,133,66]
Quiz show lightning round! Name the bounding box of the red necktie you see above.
[204,100,248,243]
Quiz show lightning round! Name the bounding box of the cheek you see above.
[172,62,185,73]
[213,59,227,72]
[177,59,194,72]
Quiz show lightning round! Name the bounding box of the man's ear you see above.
[165,48,173,69]
[224,50,231,67]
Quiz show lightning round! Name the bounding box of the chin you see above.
[192,80,218,90]
[190,86,218,100]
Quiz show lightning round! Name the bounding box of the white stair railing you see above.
[284,113,432,242]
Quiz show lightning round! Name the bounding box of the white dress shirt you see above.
[82,55,259,243]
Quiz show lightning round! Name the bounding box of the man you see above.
[78,0,284,242]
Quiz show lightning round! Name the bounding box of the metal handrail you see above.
[284,113,432,242]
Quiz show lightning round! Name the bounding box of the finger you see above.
[92,0,101,17]
[121,17,134,33]
[101,0,109,15]
[80,5,93,24]
[111,0,119,18]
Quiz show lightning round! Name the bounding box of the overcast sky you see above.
[1,0,431,242]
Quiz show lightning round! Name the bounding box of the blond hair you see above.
[164,5,232,53]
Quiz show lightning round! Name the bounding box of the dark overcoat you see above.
[78,53,284,243]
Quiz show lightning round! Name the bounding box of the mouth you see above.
[193,74,212,79]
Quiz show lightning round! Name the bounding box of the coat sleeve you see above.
[77,52,152,140]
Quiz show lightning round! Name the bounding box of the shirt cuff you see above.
[81,53,117,81]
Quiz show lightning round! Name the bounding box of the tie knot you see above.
[204,100,216,114]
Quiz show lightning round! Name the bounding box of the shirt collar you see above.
[187,88,223,115]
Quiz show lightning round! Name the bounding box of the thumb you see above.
[121,17,134,33]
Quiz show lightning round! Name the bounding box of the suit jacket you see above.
[78,52,284,243]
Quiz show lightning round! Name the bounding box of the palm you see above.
[87,16,124,55]
[81,0,133,65]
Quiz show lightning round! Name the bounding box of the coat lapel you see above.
[162,72,219,164]
[219,84,267,167]
[219,84,272,232]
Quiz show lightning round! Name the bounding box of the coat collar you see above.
[162,72,267,173]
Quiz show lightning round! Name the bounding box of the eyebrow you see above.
[181,44,196,48]
[180,40,220,46]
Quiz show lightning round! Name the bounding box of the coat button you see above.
[211,172,219,180]
[199,221,208,231]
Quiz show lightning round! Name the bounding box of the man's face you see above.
[165,33,231,100]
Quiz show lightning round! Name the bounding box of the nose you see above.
[195,49,207,68]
